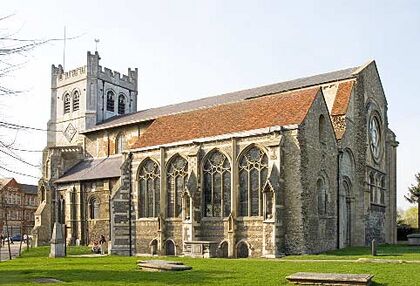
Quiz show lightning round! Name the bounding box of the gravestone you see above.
[407,233,420,246]
[49,223,65,258]
[286,272,374,285]
[371,239,377,256]
[137,260,192,272]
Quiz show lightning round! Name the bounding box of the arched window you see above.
[118,94,126,115]
[319,114,326,144]
[167,155,188,218]
[89,197,99,219]
[63,93,71,114]
[369,172,375,203]
[138,159,160,218]
[73,90,80,111]
[203,150,231,217]
[115,133,124,154]
[317,177,328,215]
[380,176,385,205]
[106,90,115,112]
[238,146,268,217]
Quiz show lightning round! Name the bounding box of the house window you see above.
[89,197,99,219]
[64,93,71,114]
[118,94,126,115]
[138,159,160,218]
[73,90,80,111]
[166,155,188,218]
[203,150,231,217]
[238,146,268,217]
[106,90,115,112]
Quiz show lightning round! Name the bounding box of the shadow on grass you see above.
[0,268,232,285]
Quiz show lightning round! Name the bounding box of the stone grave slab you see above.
[137,260,192,272]
[286,272,374,285]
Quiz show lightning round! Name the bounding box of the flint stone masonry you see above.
[286,272,374,285]
[35,57,397,259]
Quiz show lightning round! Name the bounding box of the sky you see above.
[0,0,419,210]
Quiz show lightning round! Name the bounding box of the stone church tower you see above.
[47,51,138,147]
[33,52,137,247]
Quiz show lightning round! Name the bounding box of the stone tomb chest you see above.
[183,241,218,258]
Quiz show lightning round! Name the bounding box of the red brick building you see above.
[0,178,38,237]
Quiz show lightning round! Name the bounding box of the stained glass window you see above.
[203,150,231,217]
[238,146,268,217]
[167,155,188,218]
[138,159,160,218]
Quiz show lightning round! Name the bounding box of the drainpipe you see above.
[127,152,133,256]
[336,149,342,249]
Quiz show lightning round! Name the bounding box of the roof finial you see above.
[94,38,100,52]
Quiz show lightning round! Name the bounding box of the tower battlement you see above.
[98,66,137,85]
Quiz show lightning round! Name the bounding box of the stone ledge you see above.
[286,272,373,285]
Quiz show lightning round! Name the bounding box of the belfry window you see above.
[238,146,268,217]
[64,93,71,114]
[106,90,115,112]
[89,197,99,219]
[167,155,188,218]
[138,159,160,218]
[118,94,126,115]
[73,90,80,111]
[203,150,231,217]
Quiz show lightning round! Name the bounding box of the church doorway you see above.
[150,239,158,255]
[219,241,228,258]
[236,241,249,258]
[165,240,175,256]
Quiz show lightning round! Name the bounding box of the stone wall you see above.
[299,90,338,254]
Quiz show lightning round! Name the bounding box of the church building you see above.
[33,51,398,258]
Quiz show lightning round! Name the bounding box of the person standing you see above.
[99,235,106,255]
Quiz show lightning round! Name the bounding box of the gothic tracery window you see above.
[167,155,188,218]
[118,94,126,115]
[73,90,80,111]
[238,146,268,217]
[138,159,160,218]
[203,150,231,217]
[107,90,115,112]
[64,93,71,114]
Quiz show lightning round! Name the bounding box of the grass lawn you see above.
[0,245,419,285]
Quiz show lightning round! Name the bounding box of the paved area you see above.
[0,243,24,262]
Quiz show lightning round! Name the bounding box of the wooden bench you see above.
[286,272,374,285]
[137,260,192,272]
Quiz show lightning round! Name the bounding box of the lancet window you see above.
[118,94,126,115]
[73,90,80,111]
[106,90,115,112]
[64,93,71,114]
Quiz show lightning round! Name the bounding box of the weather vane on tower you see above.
[94,39,100,52]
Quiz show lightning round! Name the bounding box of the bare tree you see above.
[405,173,420,231]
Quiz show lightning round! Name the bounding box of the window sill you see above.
[236,216,264,222]
[136,217,159,222]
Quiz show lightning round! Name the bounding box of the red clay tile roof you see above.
[331,80,354,116]
[133,87,320,149]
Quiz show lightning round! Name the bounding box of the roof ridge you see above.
[83,63,362,133]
